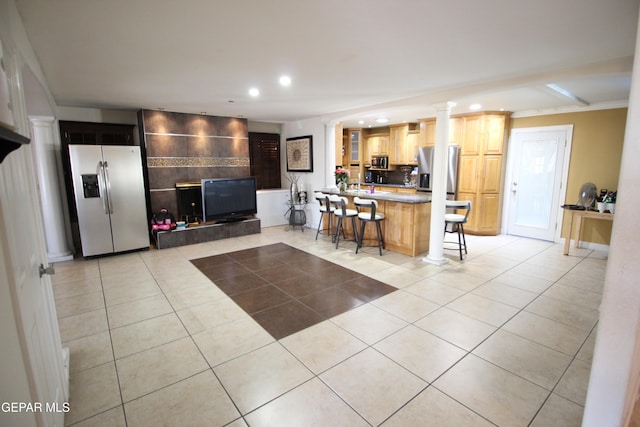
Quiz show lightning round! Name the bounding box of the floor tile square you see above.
[382,386,494,426]
[210,272,270,296]
[273,273,332,298]
[280,321,367,374]
[110,313,188,359]
[446,293,519,327]
[116,337,209,402]
[230,284,294,314]
[320,347,426,425]
[66,362,121,425]
[298,286,366,318]
[555,358,592,405]
[404,278,466,305]
[124,370,240,426]
[193,317,274,366]
[177,299,249,335]
[371,290,440,322]
[251,300,326,340]
[214,343,313,414]
[525,295,599,332]
[473,329,572,389]
[244,378,368,426]
[414,307,496,351]
[330,304,408,345]
[65,331,113,373]
[338,276,397,303]
[502,310,589,356]
[530,393,584,427]
[107,294,173,329]
[434,354,548,426]
[374,325,466,382]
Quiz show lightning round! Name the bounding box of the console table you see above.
[563,209,614,255]
[286,203,306,231]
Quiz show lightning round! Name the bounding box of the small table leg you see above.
[564,210,574,255]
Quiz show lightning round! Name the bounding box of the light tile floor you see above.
[52,227,604,426]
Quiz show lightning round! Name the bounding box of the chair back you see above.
[445,200,471,223]
[315,192,332,212]
[329,195,349,216]
[354,197,379,220]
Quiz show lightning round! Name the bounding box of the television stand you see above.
[215,216,251,224]
[154,217,260,249]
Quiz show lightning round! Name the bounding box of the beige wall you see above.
[511,108,627,245]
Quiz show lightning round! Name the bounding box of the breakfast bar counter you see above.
[320,188,432,257]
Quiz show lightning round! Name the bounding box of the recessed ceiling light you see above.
[249,88,260,97]
[469,103,482,111]
[376,118,389,123]
[358,120,364,125]
[279,76,291,86]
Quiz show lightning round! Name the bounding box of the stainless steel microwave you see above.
[371,156,388,168]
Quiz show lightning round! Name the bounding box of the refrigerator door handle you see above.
[98,161,110,214]
[103,161,114,214]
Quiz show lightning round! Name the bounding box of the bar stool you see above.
[314,192,334,240]
[444,200,471,260]
[354,197,385,256]
[329,195,358,249]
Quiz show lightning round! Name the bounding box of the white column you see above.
[325,122,337,187]
[29,116,73,262]
[423,102,455,266]
[582,8,640,425]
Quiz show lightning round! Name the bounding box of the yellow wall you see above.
[511,108,627,245]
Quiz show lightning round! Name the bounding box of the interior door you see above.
[506,126,571,241]
[0,145,67,426]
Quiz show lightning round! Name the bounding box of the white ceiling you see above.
[14,0,639,128]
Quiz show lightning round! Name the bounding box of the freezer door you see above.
[447,145,460,196]
[102,146,150,253]
[69,145,115,256]
[417,147,434,191]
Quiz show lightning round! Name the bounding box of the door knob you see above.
[39,263,55,278]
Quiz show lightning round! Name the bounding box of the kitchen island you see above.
[321,187,431,257]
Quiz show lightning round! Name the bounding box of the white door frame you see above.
[502,124,573,242]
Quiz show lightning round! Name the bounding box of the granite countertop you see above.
[320,187,431,204]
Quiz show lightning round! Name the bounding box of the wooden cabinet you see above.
[460,115,483,155]
[365,134,389,158]
[419,119,437,147]
[455,112,510,235]
[389,124,407,164]
[389,123,420,164]
[480,155,502,193]
[348,129,362,163]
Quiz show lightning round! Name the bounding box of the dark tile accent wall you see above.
[139,110,249,216]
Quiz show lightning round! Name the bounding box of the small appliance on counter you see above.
[364,170,375,183]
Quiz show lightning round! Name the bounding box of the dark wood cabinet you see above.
[249,132,281,190]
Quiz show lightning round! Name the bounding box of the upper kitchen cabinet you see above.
[363,128,390,163]
[460,115,484,155]
[419,119,436,147]
[389,124,407,164]
[347,129,362,163]
[389,123,420,165]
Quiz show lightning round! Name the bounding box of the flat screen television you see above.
[201,177,257,222]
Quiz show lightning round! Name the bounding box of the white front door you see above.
[0,145,67,426]
[506,125,572,241]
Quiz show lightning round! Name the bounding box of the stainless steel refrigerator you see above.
[69,145,149,257]
[417,145,461,198]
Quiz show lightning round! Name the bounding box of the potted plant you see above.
[335,167,350,193]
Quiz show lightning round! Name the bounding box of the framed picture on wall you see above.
[286,135,313,172]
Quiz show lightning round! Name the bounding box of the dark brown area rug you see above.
[191,243,397,339]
